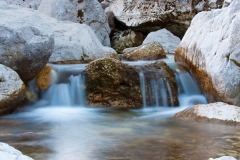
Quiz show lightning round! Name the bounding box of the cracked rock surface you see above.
[175,0,240,106]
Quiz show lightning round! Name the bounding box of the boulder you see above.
[175,0,240,106]
[141,61,179,106]
[209,156,237,160]
[85,58,142,108]
[123,42,166,61]
[0,64,26,116]
[36,65,53,90]
[0,142,33,160]
[0,0,42,10]
[0,2,54,82]
[143,29,180,54]
[39,14,119,64]
[111,29,145,54]
[38,0,111,46]
[107,0,225,38]
[174,102,240,124]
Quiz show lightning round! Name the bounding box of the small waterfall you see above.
[40,64,87,107]
[138,62,207,107]
[138,69,174,107]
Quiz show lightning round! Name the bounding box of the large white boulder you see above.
[0,2,54,82]
[209,156,237,160]
[0,142,33,160]
[0,64,25,116]
[175,102,240,124]
[107,0,225,38]
[143,29,181,54]
[0,0,42,10]
[38,0,111,46]
[175,0,240,106]
[39,14,118,64]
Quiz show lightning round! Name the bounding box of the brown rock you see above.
[36,65,53,90]
[85,58,142,108]
[123,42,166,61]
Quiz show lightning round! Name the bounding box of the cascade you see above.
[39,64,87,106]
[32,61,207,108]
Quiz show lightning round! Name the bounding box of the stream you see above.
[0,56,239,160]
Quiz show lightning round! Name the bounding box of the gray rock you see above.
[143,28,180,54]
[39,14,118,64]
[0,2,54,81]
[38,0,111,46]
[0,64,25,116]
[107,0,225,38]
[0,0,42,10]
[175,0,240,106]
[111,29,145,54]
[0,142,33,160]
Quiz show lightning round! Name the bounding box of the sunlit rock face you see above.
[0,142,33,160]
[143,28,180,54]
[111,29,145,53]
[175,102,240,124]
[0,64,26,116]
[0,2,54,82]
[107,0,224,38]
[38,0,111,46]
[123,42,166,61]
[39,14,118,64]
[85,58,142,108]
[0,0,42,10]
[175,0,240,106]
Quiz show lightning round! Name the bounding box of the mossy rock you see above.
[85,58,142,108]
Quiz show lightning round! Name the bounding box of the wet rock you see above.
[123,42,166,61]
[107,0,225,38]
[38,0,111,46]
[85,58,142,108]
[174,102,240,124]
[0,142,33,160]
[143,61,179,106]
[39,14,119,64]
[1,0,42,10]
[143,28,180,54]
[36,65,53,90]
[111,29,145,54]
[0,64,26,116]
[0,2,54,82]
[175,0,240,106]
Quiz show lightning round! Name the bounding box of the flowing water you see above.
[0,58,239,160]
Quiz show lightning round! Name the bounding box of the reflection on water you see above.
[0,106,239,160]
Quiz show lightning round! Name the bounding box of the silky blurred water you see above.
[0,60,239,160]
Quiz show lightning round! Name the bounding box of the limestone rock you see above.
[0,0,42,10]
[107,0,224,38]
[123,42,166,61]
[143,28,180,54]
[0,142,33,160]
[38,0,111,46]
[0,2,54,82]
[0,64,26,116]
[39,14,118,64]
[209,156,237,160]
[111,29,145,53]
[85,58,142,108]
[174,102,240,124]
[175,0,240,106]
